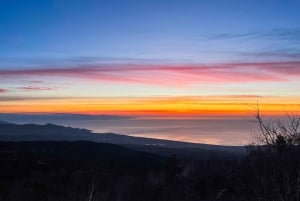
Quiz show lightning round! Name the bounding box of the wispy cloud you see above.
[24,80,44,84]
[238,48,300,59]
[17,86,58,91]
[0,96,67,101]
[0,61,299,86]
[208,28,300,42]
[0,88,7,93]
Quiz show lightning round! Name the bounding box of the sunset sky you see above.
[0,1,300,144]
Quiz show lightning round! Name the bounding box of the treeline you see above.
[0,141,299,201]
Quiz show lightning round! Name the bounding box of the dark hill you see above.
[0,141,164,175]
[0,122,94,141]
[0,122,246,159]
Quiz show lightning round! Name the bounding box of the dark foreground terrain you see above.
[0,122,299,201]
[0,141,299,201]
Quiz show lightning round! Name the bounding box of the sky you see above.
[0,0,300,144]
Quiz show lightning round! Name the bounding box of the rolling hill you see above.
[0,122,246,158]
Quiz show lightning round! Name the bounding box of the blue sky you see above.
[1,0,300,144]
[1,0,300,63]
[0,0,300,113]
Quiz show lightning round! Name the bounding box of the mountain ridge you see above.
[0,122,246,154]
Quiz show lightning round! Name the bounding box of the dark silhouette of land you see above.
[0,122,245,157]
[0,121,299,201]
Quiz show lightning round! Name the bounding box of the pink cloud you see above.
[0,88,7,93]
[0,61,299,86]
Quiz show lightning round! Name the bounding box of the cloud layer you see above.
[0,61,299,87]
[0,88,7,93]
[1,95,299,117]
[17,86,57,91]
[209,28,300,42]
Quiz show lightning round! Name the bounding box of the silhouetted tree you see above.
[246,106,300,201]
[252,106,300,153]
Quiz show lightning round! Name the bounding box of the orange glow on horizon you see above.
[1,96,300,117]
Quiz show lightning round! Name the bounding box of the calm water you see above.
[7,117,257,145]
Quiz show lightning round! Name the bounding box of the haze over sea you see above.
[2,116,255,145]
